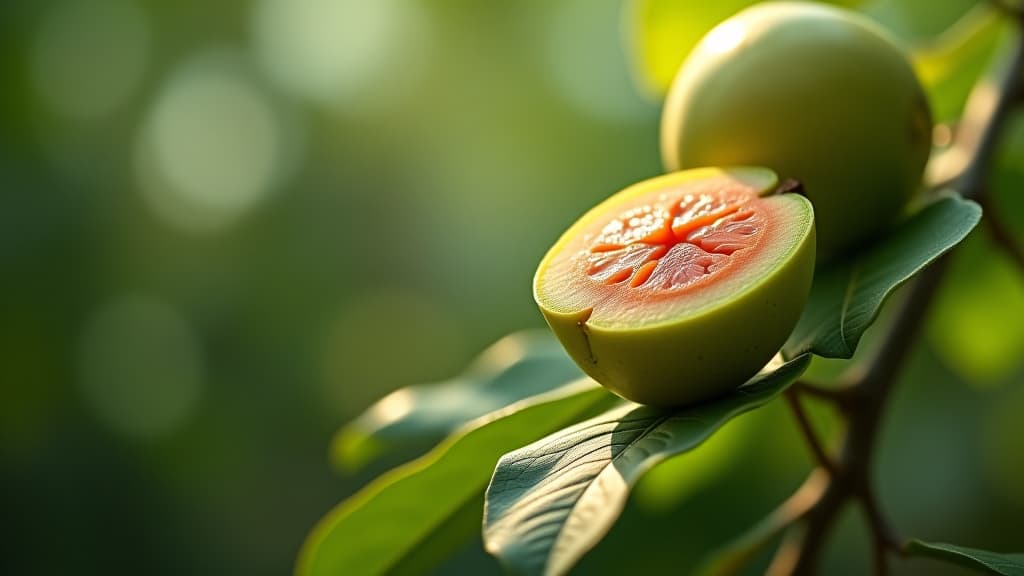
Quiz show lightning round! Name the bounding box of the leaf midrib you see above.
[537,413,672,575]
[377,392,612,576]
[837,263,860,357]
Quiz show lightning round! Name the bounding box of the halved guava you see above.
[534,167,815,406]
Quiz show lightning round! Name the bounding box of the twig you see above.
[858,482,899,552]
[707,471,828,576]
[769,478,848,576]
[771,15,1024,576]
[871,540,889,576]
[784,390,839,476]
[856,468,901,576]
[792,380,855,409]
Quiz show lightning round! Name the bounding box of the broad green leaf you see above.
[333,330,583,470]
[784,193,981,359]
[626,0,866,97]
[910,4,1008,123]
[632,404,755,511]
[483,354,811,576]
[905,540,1024,575]
[298,380,616,576]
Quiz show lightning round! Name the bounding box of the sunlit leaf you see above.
[483,354,810,576]
[632,404,755,511]
[784,193,981,359]
[333,330,583,470]
[625,0,866,97]
[298,380,616,576]
[905,540,1024,575]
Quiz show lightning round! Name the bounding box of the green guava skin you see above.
[534,168,816,407]
[661,2,931,261]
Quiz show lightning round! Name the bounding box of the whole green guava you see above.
[661,2,931,260]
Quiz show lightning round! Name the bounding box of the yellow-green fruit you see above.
[661,2,931,260]
[534,167,815,407]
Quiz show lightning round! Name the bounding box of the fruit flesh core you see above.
[537,168,807,329]
[586,186,761,291]
[534,167,815,406]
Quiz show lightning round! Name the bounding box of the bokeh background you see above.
[1,0,1022,574]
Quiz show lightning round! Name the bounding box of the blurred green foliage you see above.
[1,0,1022,575]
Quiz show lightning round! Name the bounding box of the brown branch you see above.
[770,17,1024,576]
[784,390,839,476]
[767,478,849,576]
[856,462,901,576]
[858,482,900,564]
[709,471,828,576]
[792,380,856,409]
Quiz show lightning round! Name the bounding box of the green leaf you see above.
[333,330,584,470]
[784,193,981,359]
[905,540,1024,575]
[298,380,616,576]
[632,403,756,511]
[626,0,866,97]
[483,354,811,576]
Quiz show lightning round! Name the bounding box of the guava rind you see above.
[534,167,815,406]
[661,2,931,261]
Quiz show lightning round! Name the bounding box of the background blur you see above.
[1,0,1022,574]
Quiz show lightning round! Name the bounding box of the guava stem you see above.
[783,390,838,477]
[772,178,805,197]
[791,380,855,410]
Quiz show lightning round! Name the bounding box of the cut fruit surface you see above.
[534,167,815,406]
[585,188,754,290]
